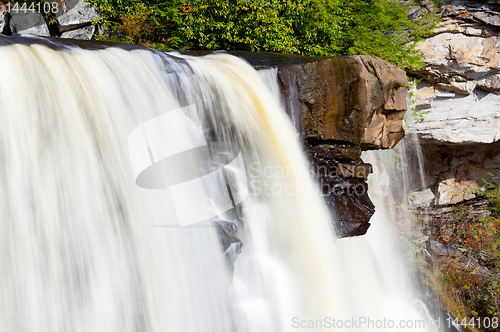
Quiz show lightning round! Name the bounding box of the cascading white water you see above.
[361,137,462,332]
[0,39,234,332]
[0,35,437,331]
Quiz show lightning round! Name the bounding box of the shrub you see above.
[87,0,437,69]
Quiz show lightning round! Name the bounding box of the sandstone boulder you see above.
[230,52,407,237]
[275,55,407,149]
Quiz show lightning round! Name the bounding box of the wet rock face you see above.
[215,220,242,275]
[277,55,406,237]
[234,52,408,237]
[304,142,375,237]
[403,138,500,207]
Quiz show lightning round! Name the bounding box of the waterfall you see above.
[0,35,436,331]
[362,139,464,332]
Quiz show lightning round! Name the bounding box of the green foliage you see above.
[343,0,437,69]
[405,77,430,130]
[429,182,500,326]
[86,0,183,46]
[172,0,306,53]
[86,0,438,69]
[435,263,500,329]
[482,175,500,219]
[384,149,407,171]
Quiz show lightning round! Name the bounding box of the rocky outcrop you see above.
[403,138,500,206]
[60,25,95,40]
[409,0,500,207]
[410,0,500,144]
[0,0,100,40]
[56,0,101,33]
[276,55,407,150]
[8,11,49,36]
[234,52,408,237]
[406,2,500,327]
[278,55,406,237]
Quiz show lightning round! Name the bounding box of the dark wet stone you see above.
[304,142,375,237]
[216,220,242,275]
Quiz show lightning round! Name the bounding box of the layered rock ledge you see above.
[232,52,408,237]
[408,0,500,207]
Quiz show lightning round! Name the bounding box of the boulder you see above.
[409,188,435,207]
[226,52,407,237]
[276,55,407,149]
[57,0,100,32]
[60,25,95,40]
[9,11,49,36]
[437,178,480,205]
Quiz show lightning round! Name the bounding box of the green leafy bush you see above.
[482,175,500,220]
[87,0,437,69]
[342,0,437,69]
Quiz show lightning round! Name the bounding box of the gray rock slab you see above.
[9,11,49,36]
[60,25,95,40]
[57,0,100,31]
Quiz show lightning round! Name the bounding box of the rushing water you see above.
[0,34,437,331]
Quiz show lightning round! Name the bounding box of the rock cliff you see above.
[409,0,500,206]
[407,1,500,326]
[233,52,408,237]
